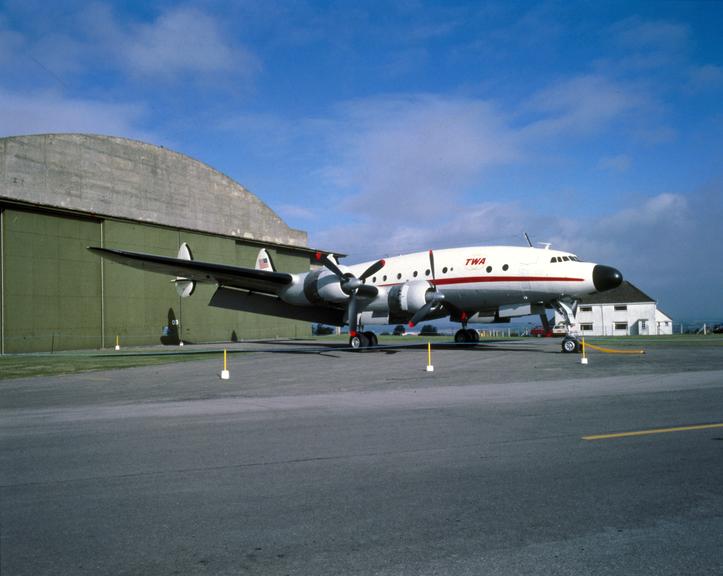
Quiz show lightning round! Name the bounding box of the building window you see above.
[614,305,627,311]
[579,306,592,312]
[580,323,593,331]
[614,322,628,330]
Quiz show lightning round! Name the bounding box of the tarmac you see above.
[2,338,723,575]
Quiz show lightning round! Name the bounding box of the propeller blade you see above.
[359,259,385,281]
[356,284,379,298]
[314,251,344,278]
[408,301,435,328]
[347,292,359,336]
[408,292,445,327]
[428,250,436,283]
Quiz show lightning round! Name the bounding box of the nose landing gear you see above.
[561,335,581,353]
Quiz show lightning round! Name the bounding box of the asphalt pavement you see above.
[2,338,722,575]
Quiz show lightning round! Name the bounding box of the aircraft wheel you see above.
[350,333,369,350]
[561,336,580,353]
[466,329,480,342]
[454,329,468,343]
[365,331,378,347]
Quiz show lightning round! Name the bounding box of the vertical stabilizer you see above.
[255,248,275,271]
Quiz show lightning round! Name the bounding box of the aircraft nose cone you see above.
[593,265,623,292]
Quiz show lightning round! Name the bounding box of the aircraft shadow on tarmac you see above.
[251,339,545,355]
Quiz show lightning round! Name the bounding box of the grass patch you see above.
[0,352,212,380]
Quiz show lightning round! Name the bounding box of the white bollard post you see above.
[425,341,434,372]
[220,349,230,379]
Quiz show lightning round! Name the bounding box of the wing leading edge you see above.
[88,247,293,295]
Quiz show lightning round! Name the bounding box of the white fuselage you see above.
[352,246,594,311]
[279,245,608,327]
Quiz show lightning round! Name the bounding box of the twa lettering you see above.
[465,257,486,266]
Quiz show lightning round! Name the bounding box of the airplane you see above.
[88,238,623,353]
[88,241,622,353]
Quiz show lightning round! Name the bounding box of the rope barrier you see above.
[582,341,645,355]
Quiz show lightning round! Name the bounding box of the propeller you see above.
[408,250,445,328]
[314,252,385,336]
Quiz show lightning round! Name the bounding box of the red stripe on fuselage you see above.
[433,275,584,286]
[377,276,585,288]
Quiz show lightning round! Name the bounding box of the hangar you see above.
[0,133,319,353]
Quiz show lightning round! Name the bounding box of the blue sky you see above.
[1,1,722,321]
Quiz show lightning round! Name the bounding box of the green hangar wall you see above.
[0,134,315,353]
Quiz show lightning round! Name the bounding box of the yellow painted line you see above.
[582,422,723,441]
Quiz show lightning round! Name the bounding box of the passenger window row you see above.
[370,262,511,283]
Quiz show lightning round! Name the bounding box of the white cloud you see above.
[1,4,260,85]
[597,154,631,172]
[0,89,151,140]
[686,64,723,93]
[121,7,259,80]
[612,18,689,53]
[521,75,643,138]
[319,94,519,221]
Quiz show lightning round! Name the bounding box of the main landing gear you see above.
[349,331,378,350]
[454,328,480,344]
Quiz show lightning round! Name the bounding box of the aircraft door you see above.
[519,250,540,296]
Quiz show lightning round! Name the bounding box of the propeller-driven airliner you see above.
[89,242,622,353]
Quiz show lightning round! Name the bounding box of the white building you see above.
[554,281,673,336]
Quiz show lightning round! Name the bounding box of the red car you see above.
[530,326,553,337]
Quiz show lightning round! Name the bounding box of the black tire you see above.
[454,329,468,343]
[365,331,378,347]
[561,336,580,353]
[350,333,369,349]
[466,329,480,342]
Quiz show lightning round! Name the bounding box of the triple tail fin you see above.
[255,248,276,271]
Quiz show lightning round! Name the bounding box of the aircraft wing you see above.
[88,247,293,295]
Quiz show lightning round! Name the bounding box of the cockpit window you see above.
[562,256,570,262]
[550,257,556,263]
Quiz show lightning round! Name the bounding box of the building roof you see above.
[579,281,655,305]
[1,133,308,247]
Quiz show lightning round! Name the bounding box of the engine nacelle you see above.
[387,280,433,316]
[279,269,350,306]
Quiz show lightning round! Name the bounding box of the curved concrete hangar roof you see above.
[0,133,307,247]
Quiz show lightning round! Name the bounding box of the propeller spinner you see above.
[314,252,385,336]
[408,250,445,328]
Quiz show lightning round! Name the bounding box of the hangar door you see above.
[2,209,102,352]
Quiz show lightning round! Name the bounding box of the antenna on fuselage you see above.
[524,233,533,247]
